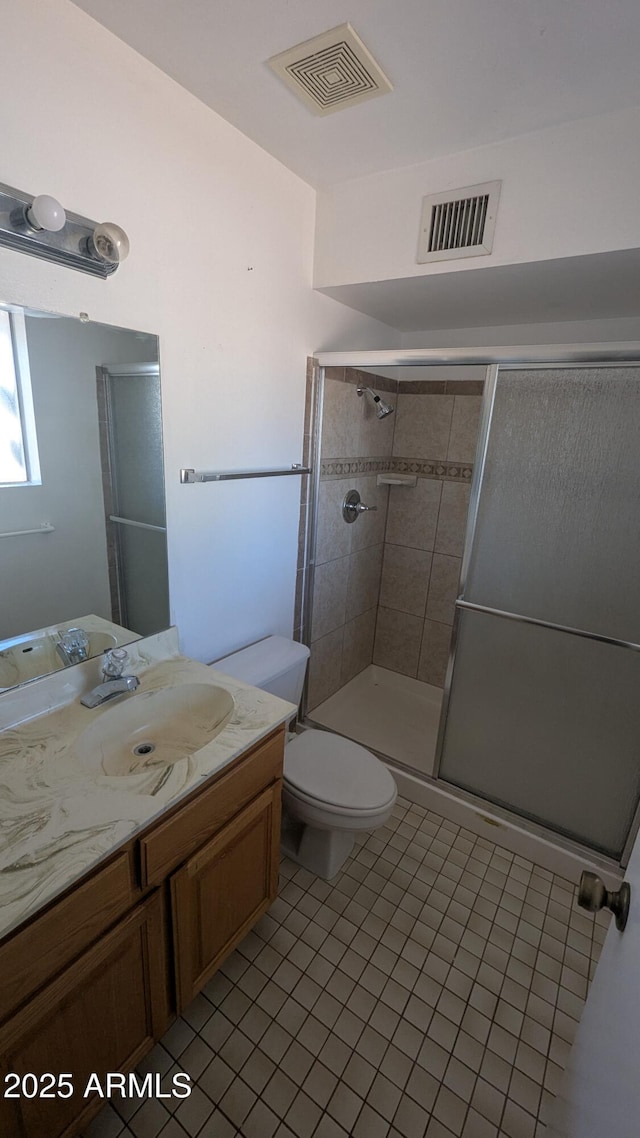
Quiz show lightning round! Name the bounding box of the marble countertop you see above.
[0,630,295,942]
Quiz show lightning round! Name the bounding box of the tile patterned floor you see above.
[83,797,608,1138]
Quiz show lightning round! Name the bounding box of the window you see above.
[0,310,41,486]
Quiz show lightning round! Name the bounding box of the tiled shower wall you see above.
[307,368,396,710]
[375,379,483,686]
[303,367,484,711]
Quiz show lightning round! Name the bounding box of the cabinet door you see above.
[172,782,281,1010]
[0,892,169,1138]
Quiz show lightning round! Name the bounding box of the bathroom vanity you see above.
[0,632,293,1138]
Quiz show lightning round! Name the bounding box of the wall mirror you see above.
[0,305,169,691]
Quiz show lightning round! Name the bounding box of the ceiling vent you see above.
[417,181,502,263]
[267,23,393,116]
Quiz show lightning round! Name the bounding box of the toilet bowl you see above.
[282,728,397,878]
[213,636,397,879]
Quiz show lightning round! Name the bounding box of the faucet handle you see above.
[58,627,89,657]
[102,647,129,680]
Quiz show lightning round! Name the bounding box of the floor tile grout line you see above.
[95,799,601,1138]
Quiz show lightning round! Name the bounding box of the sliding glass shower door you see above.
[438,366,640,860]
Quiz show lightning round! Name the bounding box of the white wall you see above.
[314,106,640,289]
[0,0,399,664]
[0,317,152,639]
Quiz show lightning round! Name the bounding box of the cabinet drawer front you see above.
[140,727,284,887]
[0,849,136,1022]
[0,891,169,1138]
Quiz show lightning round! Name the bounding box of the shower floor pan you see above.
[307,664,443,776]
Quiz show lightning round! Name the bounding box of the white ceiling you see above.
[73,0,640,189]
[70,0,640,332]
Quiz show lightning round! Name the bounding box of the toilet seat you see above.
[284,784,395,820]
[284,730,397,814]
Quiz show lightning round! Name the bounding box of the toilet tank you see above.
[212,636,310,705]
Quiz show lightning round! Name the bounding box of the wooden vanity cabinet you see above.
[0,725,285,1138]
[0,892,168,1138]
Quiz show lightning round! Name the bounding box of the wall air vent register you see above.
[267,23,393,116]
[417,181,502,263]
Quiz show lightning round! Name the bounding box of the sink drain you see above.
[133,742,155,756]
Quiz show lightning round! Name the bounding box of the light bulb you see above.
[25,194,66,232]
[92,222,130,265]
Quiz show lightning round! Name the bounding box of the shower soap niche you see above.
[376,473,417,487]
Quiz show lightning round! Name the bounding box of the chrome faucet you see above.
[56,626,90,666]
[80,648,140,708]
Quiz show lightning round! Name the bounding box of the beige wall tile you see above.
[385,479,442,551]
[347,545,384,619]
[358,389,396,458]
[307,627,344,710]
[321,378,396,463]
[311,557,349,641]
[426,554,461,625]
[316,479,353,565]
[379,545,432,617]
[392,395,454,459]
[435,482,471,556]
[373,606,423,677]
[342,607,376,684]
[447,396,483,463]
[418,620,452,687]
[321,379,359,460]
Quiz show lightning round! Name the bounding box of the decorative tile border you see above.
[321,456,390,478]
[392,456,474,481]
[321,455,473,482]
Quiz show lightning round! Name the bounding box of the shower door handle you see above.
[342,489,377,523]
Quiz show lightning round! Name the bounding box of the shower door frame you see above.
[310,343,640,870]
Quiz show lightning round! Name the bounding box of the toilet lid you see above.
[284,730,397,812]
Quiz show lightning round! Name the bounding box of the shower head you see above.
[375,398,394,419]
[357,385,394,419]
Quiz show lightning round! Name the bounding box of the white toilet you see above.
[214,636,397,879]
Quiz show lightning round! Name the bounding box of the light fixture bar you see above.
[0,182,125,278]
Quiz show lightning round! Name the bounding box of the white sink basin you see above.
[75,683,234,778]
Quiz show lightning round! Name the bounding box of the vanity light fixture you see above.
[0,181,130,278]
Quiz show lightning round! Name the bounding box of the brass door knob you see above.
[578,871,630,931]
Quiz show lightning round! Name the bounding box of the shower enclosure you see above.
[300,348,640,867]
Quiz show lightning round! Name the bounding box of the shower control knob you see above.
[578,870,630,931]
[342,489,377,523]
